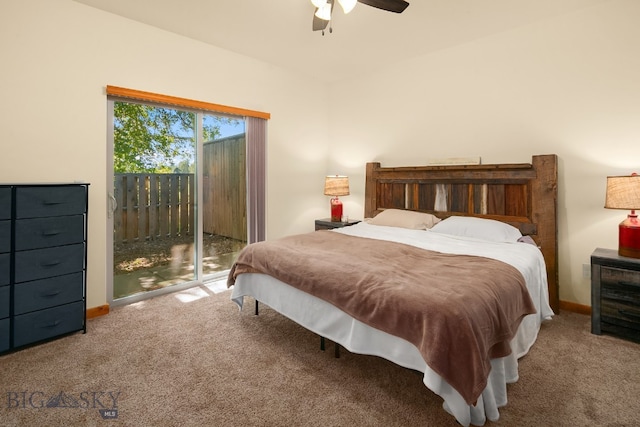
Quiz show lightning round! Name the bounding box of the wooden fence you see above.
[203,134,246,241]
[113,134,246,244]
[114,173,195,243]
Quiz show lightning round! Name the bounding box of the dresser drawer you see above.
[0,187,10,220]
[601,265,640,286]
[0,253,9,286]
[13,301,84,348]
[16,186,87,219]
[15,215,85,251]
[0,285,9,319]
[599,266,640,338]
[14,243,85,283]
[14,273,84,315]
[0,318,9,353]
[601,299,640,331]
[0,220,10,253]
[600,267,640,303]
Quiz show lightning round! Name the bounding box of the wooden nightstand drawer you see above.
[601,298,640,332]
[600,267,640,335]
[601,266,640,287]
[600,267,640,304]
[592,248,640,343]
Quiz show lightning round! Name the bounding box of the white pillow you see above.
[367,209,441,230]
[429,216,522,242]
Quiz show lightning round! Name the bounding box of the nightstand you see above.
[591,248,640,343]
[315,218,360,231]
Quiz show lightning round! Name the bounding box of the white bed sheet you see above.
[230,222,554,426]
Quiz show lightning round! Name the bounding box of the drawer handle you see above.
[619,309,640,320]
[42,290,61,297]
[617,281,640,287]
[42,201,63,206]
[43,320,62,328]
[42,230,61,236]
[41,260,62,267]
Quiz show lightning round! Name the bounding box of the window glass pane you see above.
[112,101,197,299]
[201,114,247,279]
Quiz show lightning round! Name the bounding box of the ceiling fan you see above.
[311,0,410,35]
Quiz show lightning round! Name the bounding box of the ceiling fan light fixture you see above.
[338,0,357,14]
[315,3,332,21]
[310,0,327,8]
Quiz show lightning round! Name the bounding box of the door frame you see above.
[105,88,267,307]
[106,99,207,307]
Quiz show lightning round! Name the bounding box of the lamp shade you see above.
[324,175,350,196]
[605,175,640,210]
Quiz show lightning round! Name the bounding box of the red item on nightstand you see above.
[330,197,343,222]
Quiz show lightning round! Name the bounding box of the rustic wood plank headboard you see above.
[364,154,558,313]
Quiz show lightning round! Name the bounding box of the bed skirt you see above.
[230,273,545,426]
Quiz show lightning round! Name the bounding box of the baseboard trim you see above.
[559,300,591,316]
[85,301,589,320]
[87,304,110,319]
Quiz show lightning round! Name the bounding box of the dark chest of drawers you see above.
[0,184,88,354]
[591,248,640,343]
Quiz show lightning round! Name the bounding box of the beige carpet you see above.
[1,286,639,427]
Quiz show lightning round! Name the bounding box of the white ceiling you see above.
[73,0,609,82]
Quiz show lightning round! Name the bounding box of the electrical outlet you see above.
[583,264,591,279]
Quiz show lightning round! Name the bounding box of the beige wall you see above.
[329,0,640,307]
[2,0,638,310]
[0,0,332,309]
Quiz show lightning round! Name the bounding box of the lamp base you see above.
[330,197,343,222]
[618,213,640,259]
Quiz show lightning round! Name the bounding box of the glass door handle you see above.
[108,193,117,218]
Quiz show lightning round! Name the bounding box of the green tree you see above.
[113,102,240,173]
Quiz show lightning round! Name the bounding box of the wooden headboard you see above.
[364,154,558,313]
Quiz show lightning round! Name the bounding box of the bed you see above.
[227,154,558,426]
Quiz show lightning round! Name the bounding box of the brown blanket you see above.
[228,231,536,405]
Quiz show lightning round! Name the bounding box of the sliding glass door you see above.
[107,99,247,304]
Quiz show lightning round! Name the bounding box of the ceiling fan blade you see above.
[357,0,409,13]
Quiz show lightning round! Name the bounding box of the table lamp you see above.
[324,175,349,222]
[605,173,640,258]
